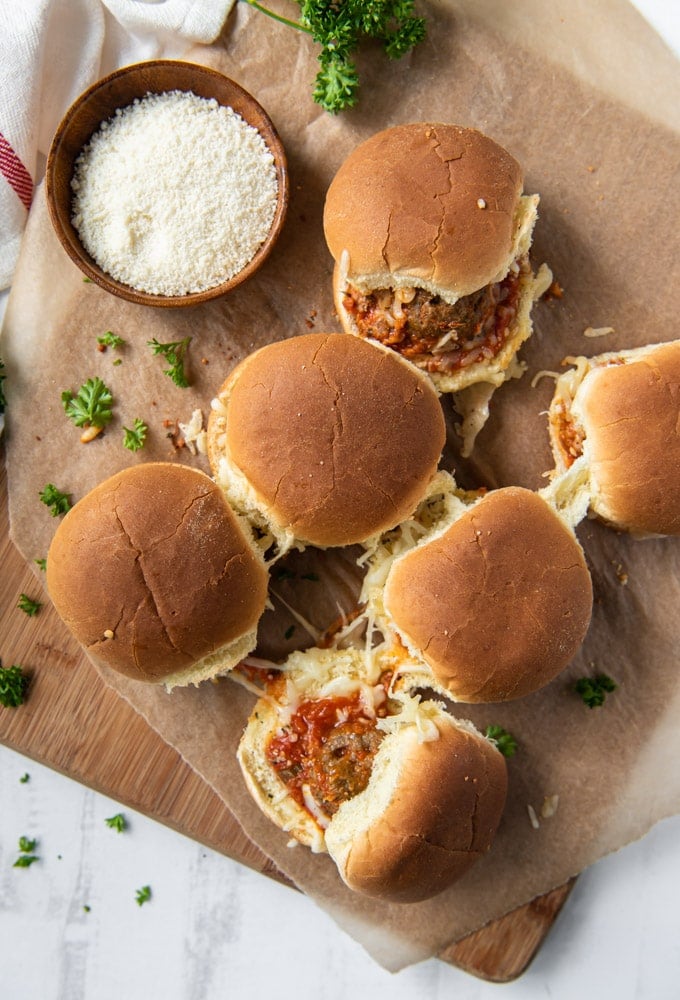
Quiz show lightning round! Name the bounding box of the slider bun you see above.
[207,333,446,549]
[323,123,528,302]
[573,341,680,536]
[325,711,508,903]
[237,647,507,903]
[46,463,269,687]
[383,487,593,702]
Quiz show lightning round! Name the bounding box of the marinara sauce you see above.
[343,257,528,374]
[266,673,393,819]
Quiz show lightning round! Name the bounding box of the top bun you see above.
[548,340,680,536]
[382,487,593,701]
[207,333,446,550]
[46,463,269,687]
[324,122,531,302]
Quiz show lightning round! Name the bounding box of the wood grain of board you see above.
[0,447,573,982]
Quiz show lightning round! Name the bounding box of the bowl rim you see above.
[45,58,289,308]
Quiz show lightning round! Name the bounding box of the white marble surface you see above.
[1,3,679,998]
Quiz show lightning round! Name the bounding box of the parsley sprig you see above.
[574,673,617,708]
[242,0,427,113]
[62,377,113,429]
[0,662,29,708]
[97,331,125,350]
[39,484,72,517]
[17,594,41,617]
[148,337,191,388]
[485,725,518,758]
[123,418,148,452]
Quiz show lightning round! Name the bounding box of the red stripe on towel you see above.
[0,131,33,211]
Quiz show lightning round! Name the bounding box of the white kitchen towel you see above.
[0,0,236,290]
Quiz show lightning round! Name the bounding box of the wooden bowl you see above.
[46,60,289,308]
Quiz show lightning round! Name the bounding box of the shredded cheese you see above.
[178,409,207,455]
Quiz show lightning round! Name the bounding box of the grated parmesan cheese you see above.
[71,91,279,296]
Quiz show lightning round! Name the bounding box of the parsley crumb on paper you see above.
[105,813,127,833]
[135,885,152,906]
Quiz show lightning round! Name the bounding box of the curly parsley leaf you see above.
[384,15,427,59]
[313,50,359,113]
[62,377,113,429]
[122,418,148,452]
[35,558,47,572]
[39,484,72,517]
[574,673,618,708]
[148,337,191,388]
[20,773,30,784]
[0,662,30,708]
[485,725,518,758]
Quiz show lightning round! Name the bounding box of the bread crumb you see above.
[541,794,559,819]
[80,425,103,443]
[543,279,564,301]
[584,326,614,338]
[103,629,114,640]
[477,198,486,209]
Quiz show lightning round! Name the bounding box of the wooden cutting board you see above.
[0,447,573,982]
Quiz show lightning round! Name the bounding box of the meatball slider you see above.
[237,646,508,903]
[207,333,446,553]
[547,340,680,537]
[379,487,593,702]
[46,463,269,689]
[324,123,552,396]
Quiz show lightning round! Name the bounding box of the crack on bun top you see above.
[46,463,269,684]
[324,123,525,301]
[208,333,446,550]
[382,487,594,702]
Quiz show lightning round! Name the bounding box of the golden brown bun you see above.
[324,123,524,299]
[383,487,593,701]
[237,647,507,903]
[46,463,269,687]
[326,712,508,903]
[574,341,680,536]
[207,333,446,549]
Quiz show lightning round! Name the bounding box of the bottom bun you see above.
[236,647,507,903]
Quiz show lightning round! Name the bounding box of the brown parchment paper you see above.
[2,0,680,972]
